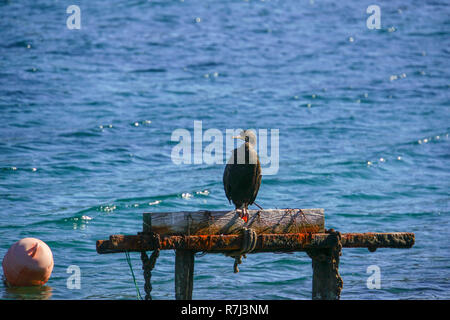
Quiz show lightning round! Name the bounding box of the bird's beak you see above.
[232,136,244,140]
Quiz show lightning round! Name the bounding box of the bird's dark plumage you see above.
[223,131,261,221]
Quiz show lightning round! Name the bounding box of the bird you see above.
[223,130,262,223]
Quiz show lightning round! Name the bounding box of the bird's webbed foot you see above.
[243,207,249,223]
[235,208,248,223]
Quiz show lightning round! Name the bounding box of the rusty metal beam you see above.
[96,232,414,254]
[340,232,414,251]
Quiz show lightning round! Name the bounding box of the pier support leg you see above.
[175,250,195,300]
[306,230,343,300]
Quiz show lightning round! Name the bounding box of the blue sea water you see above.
[0,0,449,300]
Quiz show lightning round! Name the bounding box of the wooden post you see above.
[306,230,343,300]
[175,250,195,300]
[307,249,342,300]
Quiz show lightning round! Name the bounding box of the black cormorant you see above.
[223,130,262,222]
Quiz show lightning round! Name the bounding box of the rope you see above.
[125,251,143,300]
[225,227,258,273]
[140,232,161,300]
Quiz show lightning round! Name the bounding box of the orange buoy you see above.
[2,238,54,287]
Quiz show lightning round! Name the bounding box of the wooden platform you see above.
[96,208,415,300]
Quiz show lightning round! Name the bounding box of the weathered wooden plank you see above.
[175,250,195,300]
[143,209,324,236]
[96,232,415,254]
